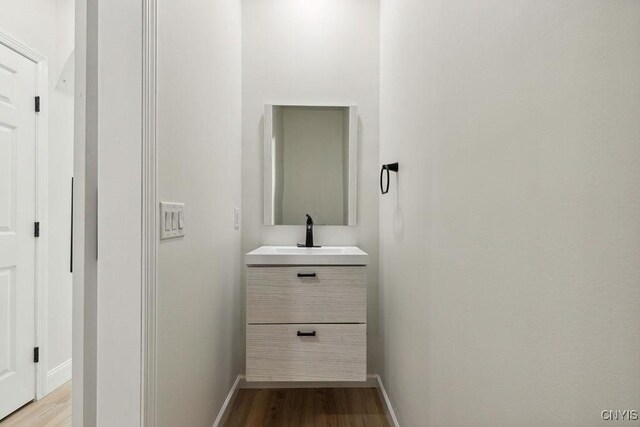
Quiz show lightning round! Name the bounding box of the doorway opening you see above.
[0,0,75,423]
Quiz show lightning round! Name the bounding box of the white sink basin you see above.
[274,247,347,255]
[245,245,368,265]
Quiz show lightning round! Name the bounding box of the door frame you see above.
[0,30,50,401]
[142,0,158,424]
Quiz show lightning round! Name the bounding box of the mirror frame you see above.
[263,104,358,226]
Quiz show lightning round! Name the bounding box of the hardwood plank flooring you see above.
[0,382,71,427]
[223,388,389,427]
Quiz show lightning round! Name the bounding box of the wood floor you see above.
[223,388,389,427]
[0,382,71,427]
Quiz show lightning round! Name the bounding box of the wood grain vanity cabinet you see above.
[246,264,367,382]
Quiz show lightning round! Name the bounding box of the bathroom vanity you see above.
[245,246,368,382]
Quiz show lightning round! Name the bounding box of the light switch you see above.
[171,212,178,230]
[234,207,240,230]
[160,202,186,239]
[164,212,171,231]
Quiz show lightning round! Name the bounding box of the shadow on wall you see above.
[56,50,74,95]
[392,173,403,238]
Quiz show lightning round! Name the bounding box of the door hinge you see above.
[34,221,40,238]
[34,347,39,363]
[35,96,40,113]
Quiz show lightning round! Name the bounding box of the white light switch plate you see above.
[234,207,240,230]
[160,202,185,239]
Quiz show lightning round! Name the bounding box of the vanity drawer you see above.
[247,266,366,324]
[246,324,366,382]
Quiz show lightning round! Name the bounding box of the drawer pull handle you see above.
[297,331,316,337]
[297,273,316,278]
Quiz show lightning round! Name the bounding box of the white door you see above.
[0,42,37,419]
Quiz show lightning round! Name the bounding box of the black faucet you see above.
[298,214,318,247]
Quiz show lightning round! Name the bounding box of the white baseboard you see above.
[240,374,378,389]
[375,374,400,427]
[212,374,399,427]
[46,359,72,394]
[212,375,242,427]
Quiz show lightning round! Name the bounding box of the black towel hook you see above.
[380,162,399,194]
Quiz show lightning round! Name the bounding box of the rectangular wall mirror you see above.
[264,104,358,226]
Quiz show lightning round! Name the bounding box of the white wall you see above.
[156,0,242,425]
[0,0,75,394]
[242,0,380,373]
[379,1,640,425]
[96,0,143,423]
[47,0,74,393]
[72,0,97,422]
